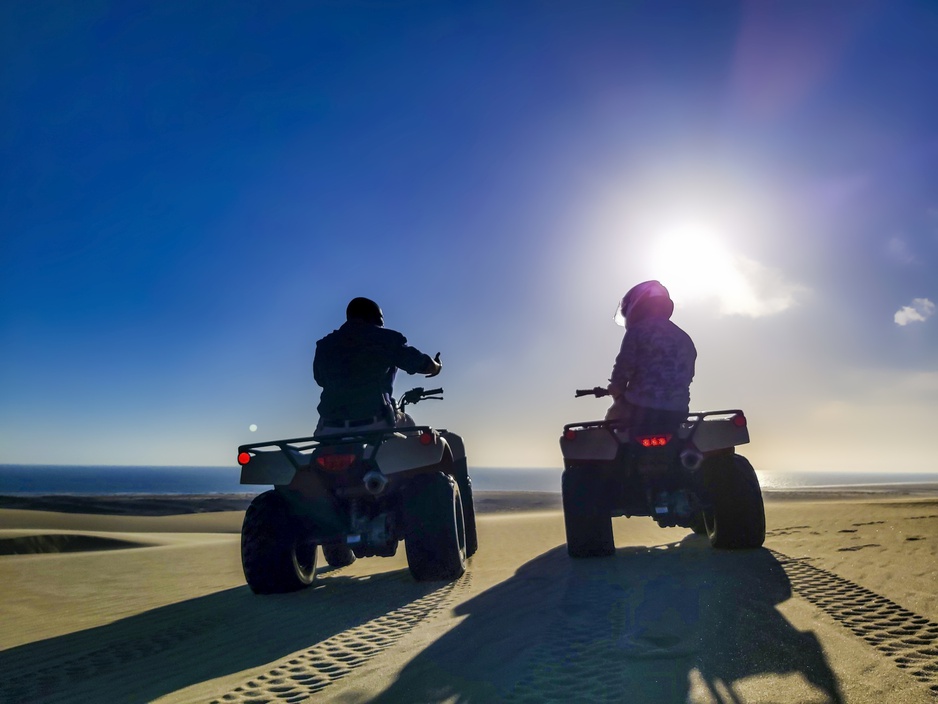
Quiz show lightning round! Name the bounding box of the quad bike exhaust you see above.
[363,470,389,496]
[680,447,703,471]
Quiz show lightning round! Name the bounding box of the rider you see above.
[606,280,697,431]
[313,297,442,435]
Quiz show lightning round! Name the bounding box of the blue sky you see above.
[2,1,937,473]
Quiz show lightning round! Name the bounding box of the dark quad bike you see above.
[236,387,477,594]
[560,387,765,558]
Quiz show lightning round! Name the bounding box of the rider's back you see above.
[314,320,429,420]
[613,317,696,413]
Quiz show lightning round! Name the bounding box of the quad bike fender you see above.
[240,447,302,486]
[438,430,466,461]
[688,417,750,452]
[560,426,620,461]
[374,430,449,476]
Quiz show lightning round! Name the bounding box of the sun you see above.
[648,221,743,305]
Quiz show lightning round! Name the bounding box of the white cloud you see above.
[722,255,805,317]
[894,298,935,326]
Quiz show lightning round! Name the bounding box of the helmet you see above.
[346,297,384,326]
[615,280,674,327]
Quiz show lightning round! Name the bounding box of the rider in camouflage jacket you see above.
[606,281,696,429]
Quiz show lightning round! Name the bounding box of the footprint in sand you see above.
[836,544,880,552]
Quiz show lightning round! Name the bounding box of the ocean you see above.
[1,465,937,495]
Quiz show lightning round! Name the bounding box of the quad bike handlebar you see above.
[399,386,444,411]
[575,386,610,398]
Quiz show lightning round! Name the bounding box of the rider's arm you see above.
[312,340,326,386]
[608,330,637,397]
[387,330,439,376]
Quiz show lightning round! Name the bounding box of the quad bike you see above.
[236,387,477,593]
[560,387,765,558]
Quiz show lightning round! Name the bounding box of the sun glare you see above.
[647,219,798,317]
[590,167,801,318]
[650,222,739,302]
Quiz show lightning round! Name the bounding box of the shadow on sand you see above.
[373,537,844,704]
[0,566,450,704]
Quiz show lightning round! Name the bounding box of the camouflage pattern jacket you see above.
[608,318,697,412]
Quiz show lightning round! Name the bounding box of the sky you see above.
[2,1,937,474]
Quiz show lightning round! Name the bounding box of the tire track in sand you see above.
[499,549,938,703]
[0,564,466,704]
[0,563,361,704]
[211,574,471,704]
[771,550,938,697]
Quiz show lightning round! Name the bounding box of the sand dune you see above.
[0,494,935,703]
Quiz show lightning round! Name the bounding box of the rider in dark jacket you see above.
[313,297,441,432]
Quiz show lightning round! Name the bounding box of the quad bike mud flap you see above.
[562,465,615,558]
[282,470,348,537]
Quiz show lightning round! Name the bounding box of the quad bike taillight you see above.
[563,429,577,441]
[419,431,434,446]
[635,433,672,448]
[315,454,357,472]
[733,413,747,427]
[238,452,251,466]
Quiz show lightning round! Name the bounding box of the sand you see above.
[0,491,936,703]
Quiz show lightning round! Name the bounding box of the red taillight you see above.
[238,452,251,466]
[733,413,747,427]
[636,434,672,448]
[419,431,434,446]
[563,429,577,441]
[315,454,357,472]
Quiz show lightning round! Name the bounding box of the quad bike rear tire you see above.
[562,467,615,558]
[702,454,766,549]
[403,472,467,581]
[241,490,318,594]
[322,542,356,568]
[452,457,478,557]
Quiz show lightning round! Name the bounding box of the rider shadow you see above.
[373,539,844,704]
[0,566,446,704]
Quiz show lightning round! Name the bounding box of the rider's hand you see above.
[425,352,442,377]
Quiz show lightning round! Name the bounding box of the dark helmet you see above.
[346,297,384,326]
[615,280,674,328]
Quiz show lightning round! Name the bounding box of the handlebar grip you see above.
[575,387,610,398]
[424,388,443,396]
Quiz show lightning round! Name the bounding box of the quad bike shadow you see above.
[373,539,844,704]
